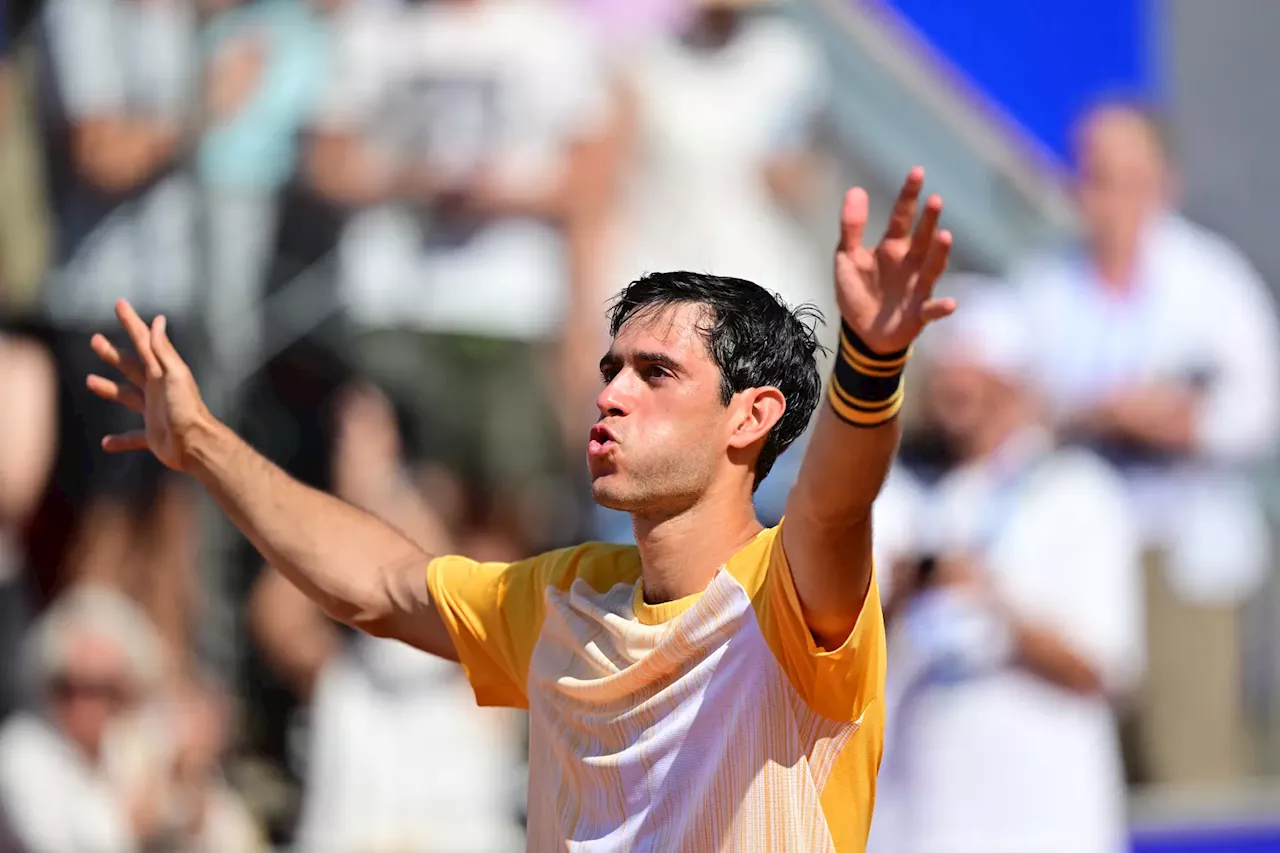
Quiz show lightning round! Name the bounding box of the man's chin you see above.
[590,477,637,512]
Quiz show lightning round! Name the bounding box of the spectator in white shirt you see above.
[308,0,625,559]
[1013,101,1280,783]
[869,285,1143,853]
[0,585,262,853]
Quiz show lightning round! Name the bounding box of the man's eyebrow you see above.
[598,350,688,376]
[634,351,687,376]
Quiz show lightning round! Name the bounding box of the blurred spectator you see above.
[0,335,57,719]
[0,585,262,852]
[250,385,524,852]
[612,0,828,309]
[869,286,1143,853]
[570,0,688,51]
[0,3,53,315]
[0,10,10,134]
[594,0,830,541]
[1013,101,1280,784]
[197,0,333,390]
[308,0,622,559]
[35,0,203,670]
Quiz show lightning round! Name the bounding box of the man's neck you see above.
[631,487,763,604]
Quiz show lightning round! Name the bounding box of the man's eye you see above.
[643,366,670,381]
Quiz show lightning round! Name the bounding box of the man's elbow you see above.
[331,560,421,639]
[325,595,395,637]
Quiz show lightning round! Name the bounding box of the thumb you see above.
[150,316,188,376]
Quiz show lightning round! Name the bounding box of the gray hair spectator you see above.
[0,584,264,853]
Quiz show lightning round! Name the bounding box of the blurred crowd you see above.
[0,0,1276,851]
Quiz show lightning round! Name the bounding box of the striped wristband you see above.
[827,321,908,428]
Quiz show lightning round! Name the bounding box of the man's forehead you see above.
[612,302,709,354]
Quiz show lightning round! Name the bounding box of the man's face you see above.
[1074,109,1168,260]
[589,304,736,514]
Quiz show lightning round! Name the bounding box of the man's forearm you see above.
[781,324,907,648]
[791,404,899,527]
[184,417,432,636]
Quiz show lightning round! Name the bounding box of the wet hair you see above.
[607,272,825,488]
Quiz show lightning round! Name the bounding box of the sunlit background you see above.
[0,0,1277,850]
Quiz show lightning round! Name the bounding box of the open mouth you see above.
[588,424,617,456]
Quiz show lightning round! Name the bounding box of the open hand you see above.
[85,300,213,472]
[835,168,955,354]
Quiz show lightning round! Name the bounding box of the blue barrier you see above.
[1132,825,1280,853]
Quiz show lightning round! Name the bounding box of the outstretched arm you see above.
[784,170,954,650]
[86,302,456,659]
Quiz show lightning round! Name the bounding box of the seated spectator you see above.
[0,585,263,853]
[868,286,1143,853]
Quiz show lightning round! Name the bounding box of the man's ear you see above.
[727,386,787,451]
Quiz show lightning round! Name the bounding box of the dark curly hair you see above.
[607,272,825,489]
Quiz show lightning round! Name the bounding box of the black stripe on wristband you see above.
[832,353,902,403]
[841,320,910,365]
[828,322,908,428]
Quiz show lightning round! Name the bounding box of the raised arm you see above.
[85,302,455,659]
[783,169,954,650]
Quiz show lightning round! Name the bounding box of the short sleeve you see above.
[754,523,887,723]
[426,551,563,709]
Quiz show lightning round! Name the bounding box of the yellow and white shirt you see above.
[428,522,886,851]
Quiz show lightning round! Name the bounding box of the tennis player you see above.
[86,169,953,851]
